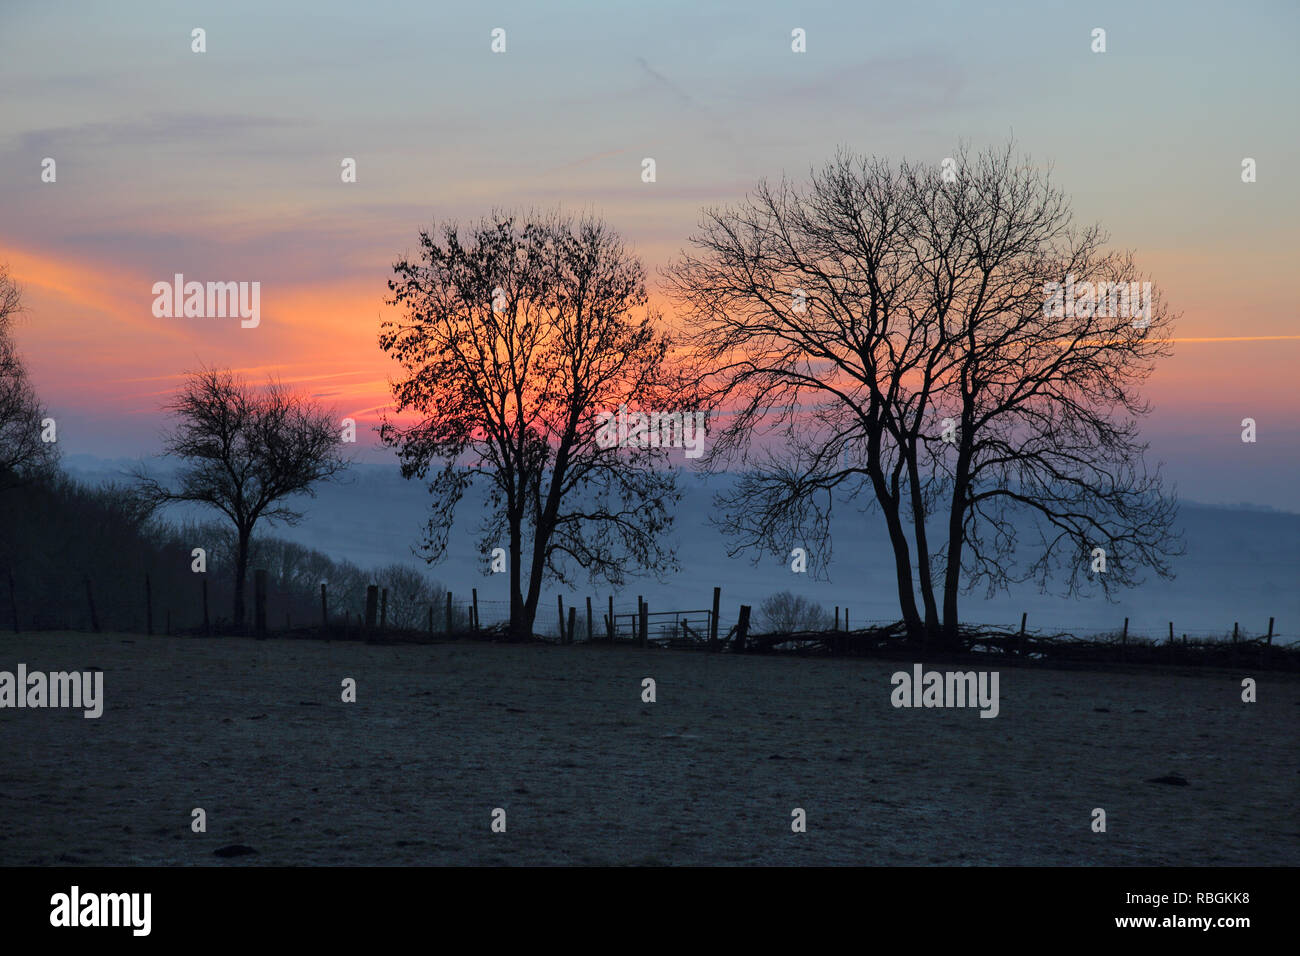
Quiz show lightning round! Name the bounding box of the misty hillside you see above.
[64,456,1299,644]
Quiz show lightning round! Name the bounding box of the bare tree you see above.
[380,211,689,637]
[137,367,350,629]
[0,264,58,489]
[757,590,832,634]
[905,146,1182,646]
[668,144,1181,647]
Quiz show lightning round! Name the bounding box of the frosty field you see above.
[3,632,1296,866]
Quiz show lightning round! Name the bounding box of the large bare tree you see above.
[137,367,350,629]
[380,211,688,637]
[667,144,1181,648]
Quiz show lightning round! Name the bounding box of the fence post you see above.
[1168,621,1174,644]
[567,605,577,646]
[254,570,267,639]
[364,585,378,640]
[710,586,721,651]
[586,597,593,643]
[845,608,850,632]
[607,595,615,642]
[472,588,480,631]
[84,577,100,633]
[639,601,648,647]
[834,606,840,631]
[1018,612,1027,658]
[557,595,565,642]
[734,605,751,653]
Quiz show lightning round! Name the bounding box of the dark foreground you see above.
[2,632,1296,865]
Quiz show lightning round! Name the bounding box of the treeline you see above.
[0,471,453,634]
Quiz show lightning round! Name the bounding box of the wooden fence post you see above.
[1168,621,1174,644]
[557,595,565,642]
[834,606,840,631]
[472,588,480,631]
[254,570,267,639]
[567,605,577,646]
[734,605,751,653]
[1018,612,1027,657]
[710,586,721,651]
[639,600,648,647]
[84,577,100,633]
[586,596,593,643]
[607,595,615,642]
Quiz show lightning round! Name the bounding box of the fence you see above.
[3,571,1293,668]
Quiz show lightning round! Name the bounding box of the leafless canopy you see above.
[381,211,690,637]
[136,366,350,628]
[667,143,1182,647]
[0,264,58,488]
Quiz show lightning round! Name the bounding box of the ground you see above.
[1,631,1296,866]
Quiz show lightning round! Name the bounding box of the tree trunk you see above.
[233,526,251,631]
[939,451,971,650]
[907,452,941,642]
[869,472,925,641]
[508,511,525,638]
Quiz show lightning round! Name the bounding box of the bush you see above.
[757,590,832,633]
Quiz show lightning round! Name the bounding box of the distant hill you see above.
[64,457,1300,644]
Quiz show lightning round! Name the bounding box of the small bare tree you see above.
[137,367,350,629]
[757,590,832,634]
[380,211,690,637]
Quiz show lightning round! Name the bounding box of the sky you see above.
[1,0,1297,509]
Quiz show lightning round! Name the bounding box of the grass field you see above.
[2,631,1296,865]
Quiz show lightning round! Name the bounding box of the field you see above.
[2,631,1296,866]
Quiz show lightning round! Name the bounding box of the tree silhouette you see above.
[137,367,350,630]
[668,144,1181,647]
[0,264,58,490]
[380,211,688,637]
